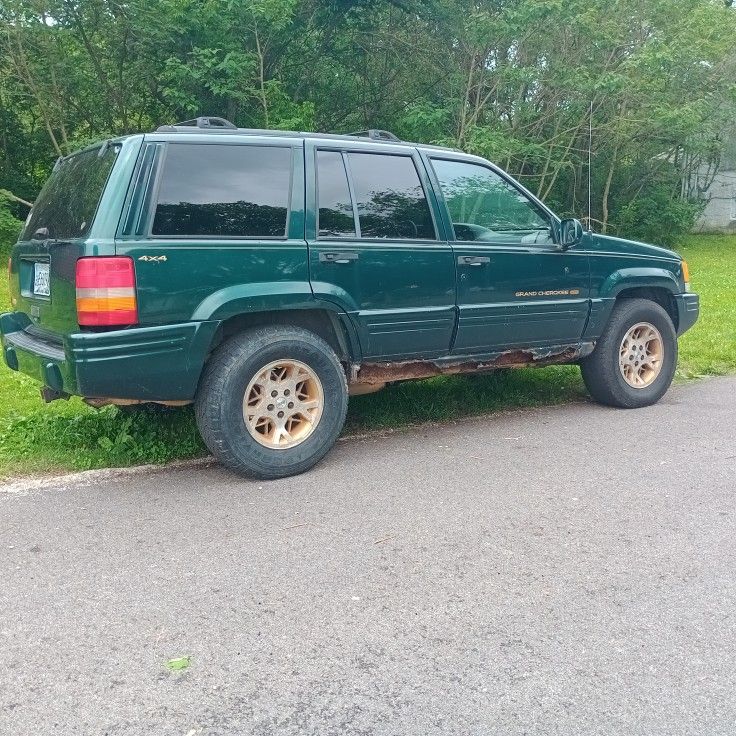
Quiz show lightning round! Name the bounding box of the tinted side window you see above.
[431,159,552,244]
[152,144,291,237]
[316,150,356,238]
[347,153,435,240]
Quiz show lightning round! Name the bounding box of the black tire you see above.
[195,326,348,480]
[580,298,677,409]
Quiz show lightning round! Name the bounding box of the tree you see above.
[1,0,735,244]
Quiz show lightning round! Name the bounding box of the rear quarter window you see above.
[151,144,292,238]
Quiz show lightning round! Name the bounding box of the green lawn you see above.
[677,235,736,376]
[0,233,734,477]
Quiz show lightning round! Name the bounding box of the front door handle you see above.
[320,252,359,264]
[458,255,490,266]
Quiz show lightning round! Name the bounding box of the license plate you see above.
[33,262,50,297]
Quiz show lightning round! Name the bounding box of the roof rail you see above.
[348,129,401,142]
[156,116,237,132]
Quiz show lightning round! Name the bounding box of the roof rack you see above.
[154,118,404,143]
[150,118,435,148]
[348,129,401,142]
[156,116,237,132]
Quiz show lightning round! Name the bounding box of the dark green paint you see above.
[304,141,455,359]
[1,130,699,401]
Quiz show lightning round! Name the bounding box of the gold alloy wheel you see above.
[618,322,664,389]
[243,359,324,449]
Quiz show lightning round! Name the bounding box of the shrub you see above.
[613,186,703,247]
[0,196,23,258]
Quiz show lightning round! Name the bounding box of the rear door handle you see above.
[320,252,359,264]
[458,255,490,266]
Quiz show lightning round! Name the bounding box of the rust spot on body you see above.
[353,346,581,385]
[83,397,192,408]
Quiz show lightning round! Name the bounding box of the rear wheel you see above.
[581,298,677,409]
[195,326,348,479]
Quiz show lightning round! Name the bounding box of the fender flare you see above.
[598,267,680,299]
[583,268,681,340]
[190,281,363,362]
[191,281,315,321]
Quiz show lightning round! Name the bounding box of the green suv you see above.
[1,117,699,478]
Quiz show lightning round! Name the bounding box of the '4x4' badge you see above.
[137,255,168,262]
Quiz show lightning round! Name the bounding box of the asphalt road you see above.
[2,377,735,736]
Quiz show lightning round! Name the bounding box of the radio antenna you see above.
[587,100,593,231]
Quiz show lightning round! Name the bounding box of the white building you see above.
[695,139,736,233]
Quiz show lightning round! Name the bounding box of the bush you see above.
[613,186,703,247]
[0,196,23,258]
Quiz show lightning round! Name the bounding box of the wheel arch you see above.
[599,267,680,299]
[586,268,682,338]
[614,286,679,332]
[207,307,360,365]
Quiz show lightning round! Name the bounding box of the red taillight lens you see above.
[76,257,138,326]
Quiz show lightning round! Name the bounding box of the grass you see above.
[0,233,734,477]
[676,235,736,376]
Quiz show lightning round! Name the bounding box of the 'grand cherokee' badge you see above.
[515,288,580,297]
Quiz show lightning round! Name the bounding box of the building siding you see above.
[696,167,736,233]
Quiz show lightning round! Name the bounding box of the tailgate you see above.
[10,239,108,336]
[8,143,121,336]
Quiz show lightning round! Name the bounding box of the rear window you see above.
[151,144,292,238]
[22,145,119,241]
[346,152,435,240]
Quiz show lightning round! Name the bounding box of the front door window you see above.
[431,159,553,245]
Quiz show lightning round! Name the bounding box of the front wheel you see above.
[195,326,348,479]
[581,298,677,409]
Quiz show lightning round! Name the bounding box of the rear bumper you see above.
[674,293,699,336]
[0,312,219,400]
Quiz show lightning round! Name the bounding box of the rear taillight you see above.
[76,256,138,326]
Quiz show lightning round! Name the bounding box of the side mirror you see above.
[557,218,584,249]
